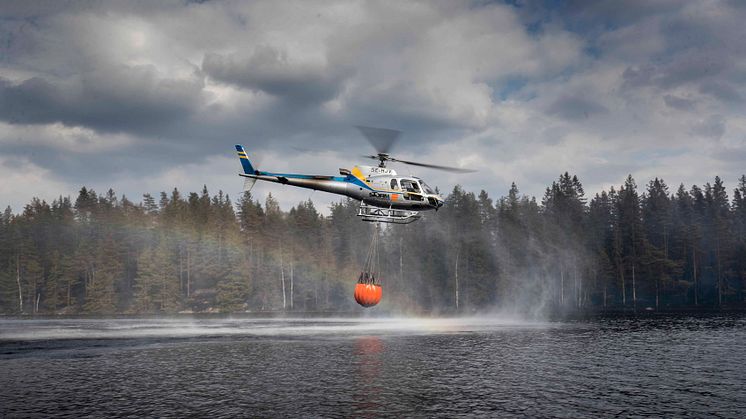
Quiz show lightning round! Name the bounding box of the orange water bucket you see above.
[354,283,382,307]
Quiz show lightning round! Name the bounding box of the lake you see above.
[1,315,745,417]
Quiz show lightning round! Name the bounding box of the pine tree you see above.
[670,185,698,304]
[216,249,251,312]
[706,177,731,305]
[83,235,122,314]
[732,176,746,301]
[642,178,676,308]
[542,173,587,308]
[589,191,614,307]
[133,239,181,313]
[617,175,646,310]
[143,193,158,214]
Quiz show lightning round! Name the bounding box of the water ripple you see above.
[1,315,745,418]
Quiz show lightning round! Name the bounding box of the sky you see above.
[1,0,745,213]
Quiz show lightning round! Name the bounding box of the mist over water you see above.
[0,316,544,341]
[2,315,745,417]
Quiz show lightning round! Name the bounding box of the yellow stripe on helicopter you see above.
[350,166,368,184]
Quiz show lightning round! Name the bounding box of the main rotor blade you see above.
[355,126,401,155]
[389,157,476,173]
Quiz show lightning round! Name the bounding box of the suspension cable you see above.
[360,223,381,285]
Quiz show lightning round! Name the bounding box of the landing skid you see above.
[357,202,421,224]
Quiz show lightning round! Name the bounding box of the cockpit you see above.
[419,180,435,195]
[395,178,443,208]
[399,179,421,193]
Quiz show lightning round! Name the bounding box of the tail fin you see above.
[235,145,257,174]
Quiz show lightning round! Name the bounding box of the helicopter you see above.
[235,126,474,224]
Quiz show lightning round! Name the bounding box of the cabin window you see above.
[400,179,420,193]
[390,179,399,190]
[420,181,435,194]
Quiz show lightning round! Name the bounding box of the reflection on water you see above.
[1,315,745,417]
[353,336,384,417]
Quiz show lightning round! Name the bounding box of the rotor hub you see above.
[377,153,389,168]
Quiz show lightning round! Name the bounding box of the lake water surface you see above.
[1,315,745,417]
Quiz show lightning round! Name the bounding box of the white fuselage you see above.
[243,165,444,211]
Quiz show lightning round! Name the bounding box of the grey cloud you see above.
[202,46,349,105]
[614,2,746,109]
[545,95,608,121]
[655,51,728,89]
[663,94,695,111]
[0,65,204,133]
[691,116,725,140]
[712,146,746,163]
[622,51,727,91]
[0,136,206,189]
[699,81,743,104]
[663,5,746,54]
[559,0,680,25]
[515,0,680,36]
[0,1,181,19]
[621,65,655,88]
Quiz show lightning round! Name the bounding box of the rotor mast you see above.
[376,153,389,168]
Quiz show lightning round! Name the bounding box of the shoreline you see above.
[3,306,746,321]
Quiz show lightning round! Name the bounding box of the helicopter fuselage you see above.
[235,144,443,212]
[239,164,444,211]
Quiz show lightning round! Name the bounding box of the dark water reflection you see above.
[1,315,745,417]
[353,336,385,417]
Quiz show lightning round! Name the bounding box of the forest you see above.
[1,173,745,316]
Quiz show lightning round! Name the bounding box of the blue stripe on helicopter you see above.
[256,171,374,191]
[234,145,256,174]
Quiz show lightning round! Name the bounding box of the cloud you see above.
[691,115,726,140]
[558,0,682,26]
[0,65,204,134]
[0,122,135,152]
[545,95,608,121]
[0,155,74,212]
[0,0,745,213]
[663,94,695,111]
[699,81,743,104]
[203,46,350,105]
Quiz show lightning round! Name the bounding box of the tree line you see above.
[1,173,745,315]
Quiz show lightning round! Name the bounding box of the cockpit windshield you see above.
[420,181,435,194]
[400,179,421,193]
